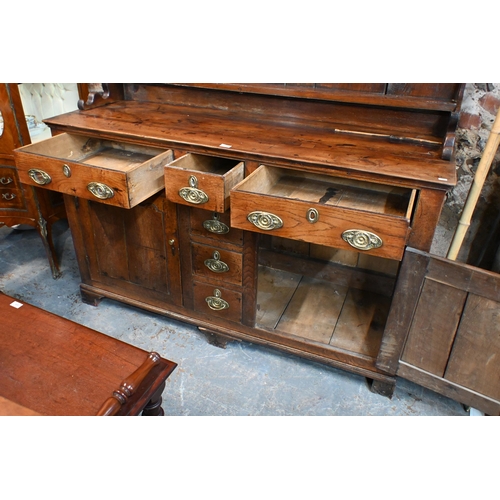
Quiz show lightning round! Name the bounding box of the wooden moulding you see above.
[14,133,173,209]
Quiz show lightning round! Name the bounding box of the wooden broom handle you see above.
[447,108,500,261]
[96,352,161,416]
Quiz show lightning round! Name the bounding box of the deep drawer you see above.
[189,208,244,246]
[165,153,244,213]
[191,243,243,286]
[230,165,416,260]
[14,133,173,209]
[193,282,242,324]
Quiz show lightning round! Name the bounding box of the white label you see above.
[438,177,448,181]
[10,301,23,309]
[219,143,232,148]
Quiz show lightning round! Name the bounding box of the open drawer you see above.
[14,133,173,209]
[230,165,416,260]
[165,153,244,213]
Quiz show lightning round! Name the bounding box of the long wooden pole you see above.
[447,108,500,261]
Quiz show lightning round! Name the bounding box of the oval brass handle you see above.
[247,211,283,231]
[2,192,16,200]
[28,169,52,185]
[87,182,115,200]
[0,177,13,185]
[205,289,229,311]
[342,229,383,251]
[203,213,230,234]
[179,175,209,205]
[204,251,229,273]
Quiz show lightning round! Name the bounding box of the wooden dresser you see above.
[15,83,498,414]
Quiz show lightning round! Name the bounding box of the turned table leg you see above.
[142,381,166,416]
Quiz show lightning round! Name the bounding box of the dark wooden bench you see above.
[0,292,177,416]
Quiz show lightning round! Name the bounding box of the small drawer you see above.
[14,133,173,209]
[193,282,242,324]
[0,187,25,209]
[0,166,21,190]
[230,165,416,261]
[165,153,244,213]
[192,243,243,286]
[189,208,243,246]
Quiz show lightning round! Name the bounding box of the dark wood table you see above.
[0,292,177,416]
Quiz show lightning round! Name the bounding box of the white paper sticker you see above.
[438,177,448,181]
[10,301,23,309]
[219,143,232,148]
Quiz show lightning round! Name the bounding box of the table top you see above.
[0,293,177,416]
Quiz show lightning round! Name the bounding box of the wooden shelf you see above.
[256,265,391,360]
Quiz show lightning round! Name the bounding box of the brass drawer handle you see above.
[342,229,383,251]
[87,182,115,200]
[247,211,283,231]
[203,213,230,234]
[28,169,52,185]
[205,289,229,311]
[204,251,229,273]
[0,177,13,185]
[2,192,16,200]
[179,175,209,205]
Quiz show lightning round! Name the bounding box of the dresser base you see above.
[79,282,397,397]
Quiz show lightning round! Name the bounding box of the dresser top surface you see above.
[46,97,457,188]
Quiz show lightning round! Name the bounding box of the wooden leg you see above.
[369,378,396,398]
[142,382,165,416]
[80,286,104,307]
[36,216,62,280]
[198,327,234,349]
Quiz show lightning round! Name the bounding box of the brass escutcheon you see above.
[28,169,52,185]
[307,208,319,223]
[205,289,229,311]
[204,251,229,273]
[203,213,230,234]
[179,175,209,205]
[247,211,283,231]
[62,164,71,178]
[342,229,383,251]
[87,182,115,200]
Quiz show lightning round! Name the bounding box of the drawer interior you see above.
[20,133,168,172]
[237,165,416,219]
[168,153,242,176]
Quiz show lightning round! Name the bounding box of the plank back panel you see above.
[123,84,456,144]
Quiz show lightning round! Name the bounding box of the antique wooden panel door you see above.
[377,247,500,415]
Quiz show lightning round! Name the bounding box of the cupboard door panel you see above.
[445,294,500,401]
[400,279,467,376]
[71,193,181,304]
[377,247,500,415]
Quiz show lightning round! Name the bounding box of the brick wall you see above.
[447,83,500,269]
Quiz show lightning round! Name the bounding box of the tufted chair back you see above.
[18,83,79,142]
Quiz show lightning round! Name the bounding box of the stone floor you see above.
[0,219,470,416]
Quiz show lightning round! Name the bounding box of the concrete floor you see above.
[0,219,469,416]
